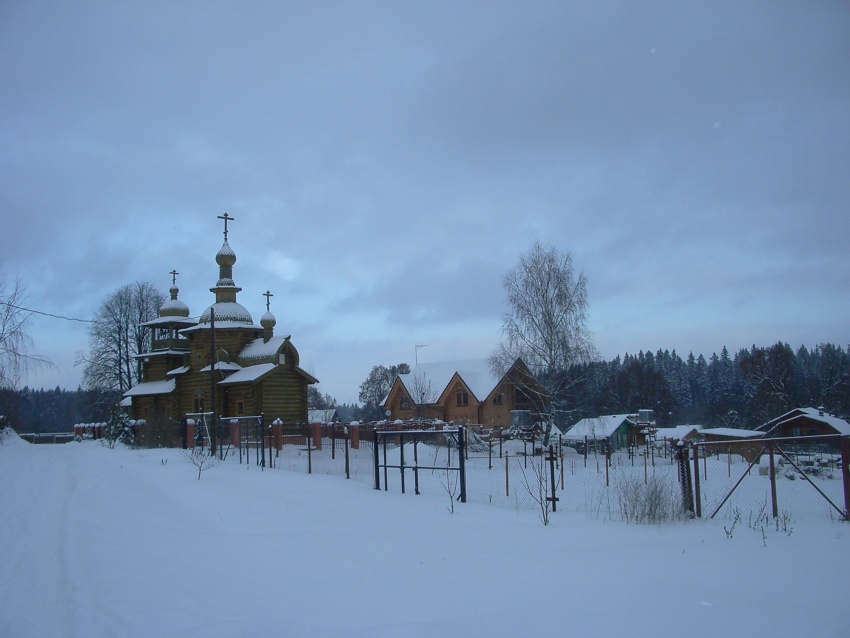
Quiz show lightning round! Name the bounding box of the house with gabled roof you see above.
[381,358,542,427]
[756,407,850,438]
[308,409,339,424]
[563,414,635,451]
[124,216,317,430]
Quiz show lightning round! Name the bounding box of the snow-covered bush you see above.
[103,408,136,448]
[616,474,683,524]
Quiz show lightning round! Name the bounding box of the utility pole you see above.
[209,307,217,457]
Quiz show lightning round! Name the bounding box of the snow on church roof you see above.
[239,335,288,361]
[200,361,243,373]
[142,316,197,328]
[181,319,263,334]
[218,363,276,385]
[124,379,176,397]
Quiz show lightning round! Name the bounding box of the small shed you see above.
[699,427,764,462]
[651,425,702,448]
[563,414,635,452]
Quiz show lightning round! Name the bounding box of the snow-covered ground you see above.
[1,431,847,638]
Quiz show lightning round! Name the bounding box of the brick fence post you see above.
[349,421,360,449]
[272,419,282,451]
[186,420,196,448]
[312,422,322,450]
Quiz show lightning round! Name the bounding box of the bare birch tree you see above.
[490,242,595,441]
[0,273,51,389]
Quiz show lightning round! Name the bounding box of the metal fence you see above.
[92,418,850,524]
[691,435,849,523]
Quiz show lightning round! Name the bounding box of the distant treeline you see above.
[2,342,848,432]
[558,342,850,428]
[0,387,118,433]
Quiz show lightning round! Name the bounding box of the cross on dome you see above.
[169,269,179,285]
[264,290,273,311]
[217,212,235,241]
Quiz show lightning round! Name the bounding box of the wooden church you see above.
[124,214,317,428]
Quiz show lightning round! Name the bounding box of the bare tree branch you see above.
[0,273,52,389]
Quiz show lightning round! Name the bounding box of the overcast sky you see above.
[2,1,848,404]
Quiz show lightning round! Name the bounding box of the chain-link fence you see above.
[128,418,850,524]
[692,435,848,524]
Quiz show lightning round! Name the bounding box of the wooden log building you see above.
[124,214,317,428]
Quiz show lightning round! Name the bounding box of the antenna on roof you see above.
[415,343,427,365]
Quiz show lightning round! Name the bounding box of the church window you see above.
[194,392,205,413]
[236,400,245,416]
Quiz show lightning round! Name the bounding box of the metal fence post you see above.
[260,413,266,469]
[768,441,778,518]
[344,427,350,480]
[841,436,850,520]
[676,440,694,516]
[458,426,467,503]
[547,445,558,513]
[692,442,702,518]
[373,428,380,490]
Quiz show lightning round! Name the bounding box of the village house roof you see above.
[393,359,501,405]
[564,414,634,440]
[700,427,763,439]
[758,407,850,436]
[308,409,339,424]
[652,425,702,441]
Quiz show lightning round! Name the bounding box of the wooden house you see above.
[757,407,850,438]
[381,358,543,428]
[124,217,317,431]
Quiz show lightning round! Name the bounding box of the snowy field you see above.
[1,431,848,638]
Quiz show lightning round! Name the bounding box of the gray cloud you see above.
[2,1,848,402]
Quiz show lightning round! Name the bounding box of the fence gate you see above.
[373,427,467,503]
[692,434,850,521]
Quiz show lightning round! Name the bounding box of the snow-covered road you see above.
[1,434,847,638]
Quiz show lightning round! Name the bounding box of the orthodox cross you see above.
[263,290,273,311]
[169,270,179,285]
[217,212,235,241]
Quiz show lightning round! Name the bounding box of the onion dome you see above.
[216,240,237,268]
[261,310,276,330]
[160,276,190,318]
[199,301,254,324]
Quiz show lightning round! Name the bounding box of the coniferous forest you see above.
[0,387,118,433]
[559,342,850,428]
[1,342,848,433]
